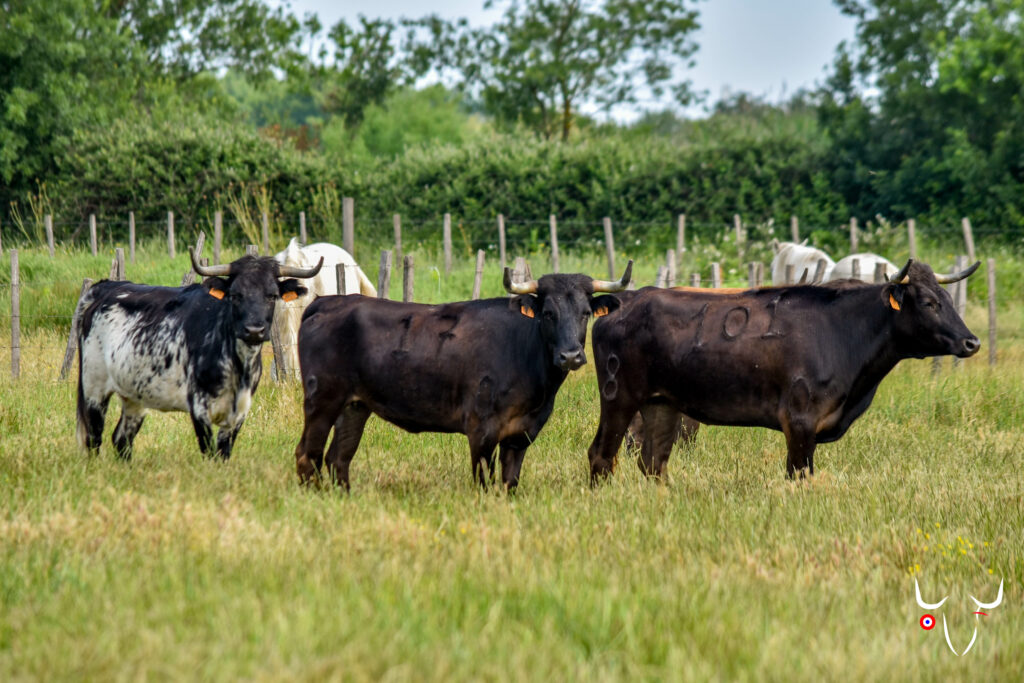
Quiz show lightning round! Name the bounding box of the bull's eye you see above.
[920,614,935,630]
[922,300,939,311]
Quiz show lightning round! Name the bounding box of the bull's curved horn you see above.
[503,267,538,295]
[890,259,913,284]
[970,580,1004,611]
[915,579,948,610]
[190,247,232,277]
[935,260,980,285]
[592,260,634,293]
[277,257,324,279]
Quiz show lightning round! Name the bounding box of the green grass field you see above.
[1,242,1022,680]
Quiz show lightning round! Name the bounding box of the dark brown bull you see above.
[293,263,632,491]
[588,259,980,481]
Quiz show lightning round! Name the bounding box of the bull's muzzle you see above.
[558,348,587,371]
[959,336,980,358]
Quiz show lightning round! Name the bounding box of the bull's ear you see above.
[591,295,621,318]
[883,283,904,311]
[278,279,308,302]
[509,294,538,318]
[202,277,229,300]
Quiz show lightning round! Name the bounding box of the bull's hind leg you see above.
[112,399,147,460]
[781,417,817,479]
[324,402,371,490]
[294,392,347,485]
[637,401,682,478]
[76,376,111,456]
[468,433,498,489]
[587,401,638,483]
[215,423,242,460]
[498,437,530,492]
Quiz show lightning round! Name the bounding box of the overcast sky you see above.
[282,0,857,119]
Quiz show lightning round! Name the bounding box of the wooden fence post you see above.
[603,217,615,279]
[270,322,288,382]
[181,232,206,286]
[710,262,722,289]
[497,214,507,270]
[472,249,485,299]
[666,249,677,287]
[512,257,531,291]
[734,214,743,246]
[549,214,560,273]
[246,244,257,257]
[59,278,94,380]
[299,211,307,245]
[677,214,686,256]
[10,250,20,379]
[403,255,414,302]
[873,262,887,283]
[791,215,799,242]
[987,258,996,366]
[813,258,827,283]
[342,196,354,256]
[167,212,175,258]
[261,211,270,255]
[113,248,125,280]
[45,214,54,257]
[90,214,98,256]
[785,264,795,285]
[336,263,347,295]
[851,258,861,281]
[849,217,858,253]
[747,262,757,288]
[755,262,764,287]
[907,218,917,260]
[213,211,222,264]
[961,218,976,263]
[655,266,671,288]
[443,213,452,275]
[377,250,392,299]
[393,214,402,261]
[129,211,137,264]
[689,273,700,287]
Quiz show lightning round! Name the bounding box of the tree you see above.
[1,0,310,204]
[408,0,702,140]
[820,0,1024,227]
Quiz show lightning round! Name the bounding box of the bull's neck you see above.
[833,285,903,388]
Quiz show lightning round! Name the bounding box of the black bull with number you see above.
[293,263,632,491]
[588,260,981,481]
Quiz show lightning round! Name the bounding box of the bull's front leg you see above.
[468,433,498,489]
[781,418,817,479]
[215,423,242,460]
[498,436,531,492]
[189,413,215,457]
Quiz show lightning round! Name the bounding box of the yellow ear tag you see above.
[594,306,609,317]
[889,293,901,311]
[520,305,535,318]
[281,291,298,302]
[209,289,225,300]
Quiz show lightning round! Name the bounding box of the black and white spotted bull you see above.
[76,249,322,459]
[293,263,632,491]
[588,259,980,481]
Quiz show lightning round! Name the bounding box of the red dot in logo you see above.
[920,614,935,630]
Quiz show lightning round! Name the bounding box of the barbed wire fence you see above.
[0,202,1004,381]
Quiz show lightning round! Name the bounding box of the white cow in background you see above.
[770,240,835,285]
[273,238,377,375]
[828,253,899,282]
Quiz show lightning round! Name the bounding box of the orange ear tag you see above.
[594,306,609,317]
[281,291,298,302]
[209,289,225,300]
[889,294,901,311]
[520,305,535,318]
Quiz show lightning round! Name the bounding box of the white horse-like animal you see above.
[273,238,377,375]
[827,253,899,282]
[770,240,835,285]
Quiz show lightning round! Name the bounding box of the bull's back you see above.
[299,297,551,433]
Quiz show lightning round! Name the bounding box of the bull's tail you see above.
[72,285,100,451]
[356,267,378,297]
